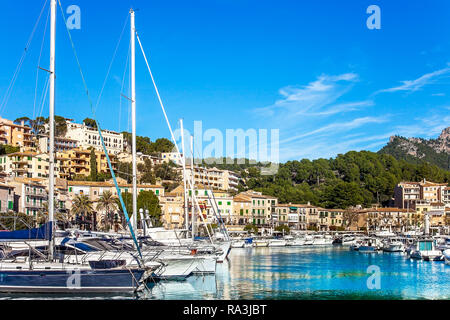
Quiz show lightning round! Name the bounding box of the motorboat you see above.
[312,234,333,246]
[268,239,287,247]
[286,237,306,247]
[303,235,314,246]
[443,249,450,265]
[409,239,443,261]
[382,237,405,252]
[231,240,245,248]
[253,239,269,247]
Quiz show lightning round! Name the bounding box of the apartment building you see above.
[318,208,345,231]
[234,191,278,226]
[364,207,414,231]
[67,180,164,202]
[183,165,241,192]
[160,187,185,229]
[443,187,450,207]
[394,180,448,209]
[161,152,182,165]
[394,181,421,209]
[60,148,118,178]
[275,204,308,229]
[64,120,124,155]
[0,152,67,179]
[117,152,166,167]
[233,194,252,225]
[38,135,78,153]
[8,178,47,217]
[0,183,15,212]
[421,181,447,203]
[0,117,33,149]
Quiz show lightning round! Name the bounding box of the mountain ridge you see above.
[378,127,450,170]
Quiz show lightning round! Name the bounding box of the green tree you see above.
[83,118,98,129]
[117,191,162,227]
[71,194,94,229]
[89,149,98,182]
[96,191,118,231]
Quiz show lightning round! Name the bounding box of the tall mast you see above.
[190,135,196,240]
[48,0,56,259]
[180,119,188,237]
[130,9,138,232]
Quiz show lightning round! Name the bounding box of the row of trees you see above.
[122,132,175,155]
[70,190,162,231]
[14,115,67,138]
[235,151,450,209]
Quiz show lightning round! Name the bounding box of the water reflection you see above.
[2,246,449,300]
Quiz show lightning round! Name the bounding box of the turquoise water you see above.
[1,246,449,300]
[149,246,450,300]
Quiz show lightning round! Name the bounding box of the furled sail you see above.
[0,222,52,241]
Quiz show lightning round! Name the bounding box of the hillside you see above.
[378,127,450,170]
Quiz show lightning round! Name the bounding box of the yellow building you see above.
[0,117,33,149]
[60,148,118,178]
[0,152,67,179]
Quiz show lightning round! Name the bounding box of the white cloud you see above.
[255,73,362,118]
[280,116,390,145]
[377,66,450,94]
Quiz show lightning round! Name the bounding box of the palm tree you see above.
[36,200,70,227]
[96,191,117,232]
[71,194,94,230]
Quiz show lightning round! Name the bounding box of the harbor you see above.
[1,243,449,300]
[0,0,449,303]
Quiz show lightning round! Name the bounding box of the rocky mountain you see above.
[378,127,450,170]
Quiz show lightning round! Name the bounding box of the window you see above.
[156,190,160,195]
[227,202,231,206]
[218,201,222,205]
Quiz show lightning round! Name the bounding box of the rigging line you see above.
[136,33,213,243]
[94,13,129,115]
[33,8,51,120]
[37,75,51,121]
[57,0,143,259]
[0,0,49,115]
[119,40,131,133]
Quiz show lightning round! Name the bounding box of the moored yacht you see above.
[409,239,443,261]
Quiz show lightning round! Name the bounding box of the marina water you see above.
[1,246,449,300]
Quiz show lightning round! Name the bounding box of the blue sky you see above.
[0,0,449,162]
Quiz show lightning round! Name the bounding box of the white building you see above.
[64,120,124,155]
[182,166,241,192]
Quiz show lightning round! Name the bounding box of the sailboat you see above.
[0,2,154,293]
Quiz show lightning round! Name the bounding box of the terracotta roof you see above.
[233,195,251,202]
[68,181,163,189]
[363,207,411,213]
[12,177,45,187]
[7,152,38,157]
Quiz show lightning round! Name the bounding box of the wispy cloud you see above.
[255,73,366,118]
[376,66,450,94]
[280,115,390,144]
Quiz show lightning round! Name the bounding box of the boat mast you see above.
[190,135,196,240]
[180,119,189,238]
[130,9,138,233]
[48,0,56,259]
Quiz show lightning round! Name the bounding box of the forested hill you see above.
[219,151,450,209]
[378,127,450,170]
